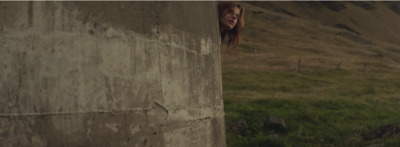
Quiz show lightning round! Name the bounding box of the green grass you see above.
[223,68,400,147]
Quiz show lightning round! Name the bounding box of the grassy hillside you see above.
[222,2,400,146]
[222,2,400,72]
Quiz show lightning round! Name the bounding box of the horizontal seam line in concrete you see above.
[0,105,224,117]
[172,105,224,111]
[0,108,152,117]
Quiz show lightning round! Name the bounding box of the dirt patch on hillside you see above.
[273,8,299,18]
[334,24,360,35]
[336,32,373,45]
[351,2,376,10]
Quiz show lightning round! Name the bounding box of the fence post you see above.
[336,61,342,70]
[254,48,257,70]
[363,63,367,72]
[298,59,301,72]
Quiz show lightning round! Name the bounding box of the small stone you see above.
[267,116,286,127]
[263,116,288,134]
[228,119,247,135]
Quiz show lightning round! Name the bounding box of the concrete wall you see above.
[0,2,225,146]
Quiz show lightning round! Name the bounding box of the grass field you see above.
[222,2,400,146]
[223,68,400,146]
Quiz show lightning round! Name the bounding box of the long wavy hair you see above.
[218,1,245,51]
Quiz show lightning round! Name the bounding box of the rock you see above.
[263,116,288,134]
[364,124,399,141]
[267,116,286,127]
[228,119,248,135]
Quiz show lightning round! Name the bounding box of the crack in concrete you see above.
[160,116,213,132]
[153,101,168,114]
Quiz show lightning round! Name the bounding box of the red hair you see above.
[218,1,245,51]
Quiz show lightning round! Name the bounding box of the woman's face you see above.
[220,6,241,31]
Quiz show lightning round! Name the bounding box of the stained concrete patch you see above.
[0,2,225,146]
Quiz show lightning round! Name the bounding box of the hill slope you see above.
[222,1,400,72]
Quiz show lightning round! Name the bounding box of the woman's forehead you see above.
[228,6,240,13]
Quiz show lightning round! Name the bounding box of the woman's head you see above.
[218,1,245,51]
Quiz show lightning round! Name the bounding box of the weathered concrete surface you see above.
[0,2,224,146]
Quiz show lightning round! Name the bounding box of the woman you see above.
[218,1,245,52]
